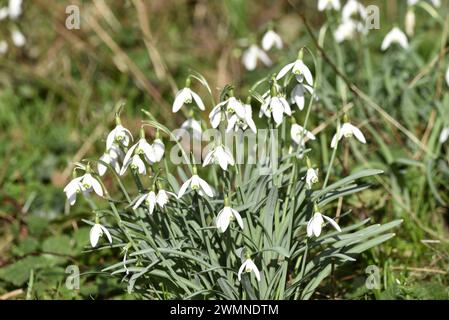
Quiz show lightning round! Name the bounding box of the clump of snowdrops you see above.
[64,30,402,299]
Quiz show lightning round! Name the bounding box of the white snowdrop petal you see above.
[351,125,366,144]
[100,225,113,243]
[177,178,192,199]
[90,224,102,248]
[276,62,295,80]
[198,177,214,197]
[191,91,205,111]
[323,215,342,232]
[173,88,188,113]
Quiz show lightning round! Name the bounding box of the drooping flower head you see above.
[307,205,341,238]
[381,27,409,51]
[261,29,283,51]
[173,78,205,113]
[330,117,366,149]
[242,44,272,71]
[238,257,261,282]
[216,198,244,233]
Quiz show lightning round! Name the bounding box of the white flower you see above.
[0,41,7,55]
[226,103,257,133]
[305,168,319,189]
[381,27,409,51]
[177,174,214,198]
[175,118,202,140]
[318,0,341,11]
[238,258,261,282]
[291,83,314,110]
[342,0,367,21]
[260,95,291,125]
[331,122,366,148]
[120,154,146,175]
[90,223,112,248]
[8,0,23,19]
[242,44,272,71]
[291,124,316,145]
[203,145,235,171]
[106,124,133,150]
[98,145,123,176]
[156,189,171,208]
[334,20,358,43]
[172,87,205,113]
[445,67,449,87]
[133,189,172,213]
[209,97,245,128]
[133,191,157,214]
[261,30,283,51]
[120,138,155,175]
[440,126,449,143]
[0,7,9,20]
[307,211,341,238]
[63,177,83,206]
[63,173,104,205]
[216,206,244,232]
[152,138,165,162]
[276,58,313,86]
[11,29,25,47]
[405,9,415,36]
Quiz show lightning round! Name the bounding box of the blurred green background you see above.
[0,0,448,299]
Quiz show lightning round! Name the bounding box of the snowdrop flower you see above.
[203,145,235,171]
[156,189,171,208]
[133,189,173,214]
[0,7,8,20]
[216,203,244,233]
[242,44,272,71]
[291,124,315,145]
[121,130,156,175]
[152,138,165,162]
[405,9,416,36]
[120,154,146,175]
[291,83,314,110]
[227,102,257,133]
[97,145,123,176]
[174,118,202,140]
[11,29,25,47]
[276,51,313,86]
[8,0,23,19]
[305,168,319,189]
[63,177,83,206]
[261,29,283,51]
[334,19,359,43]
[90,222,112,248]
[0,41,7,55]
[381,27,409,51]
[172,82,205,113]
[307,211,341,238]
[238,258,261,282]
[177,168,214,198]
[209,96,245,128]
[106,120,133,151]
[260,93,291,126]
[440,126,449,144]
[133,190,157,214]
[331,121,366,149]
[342,0,367,21]
[318,0,341,11]
[64,172,104,205]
